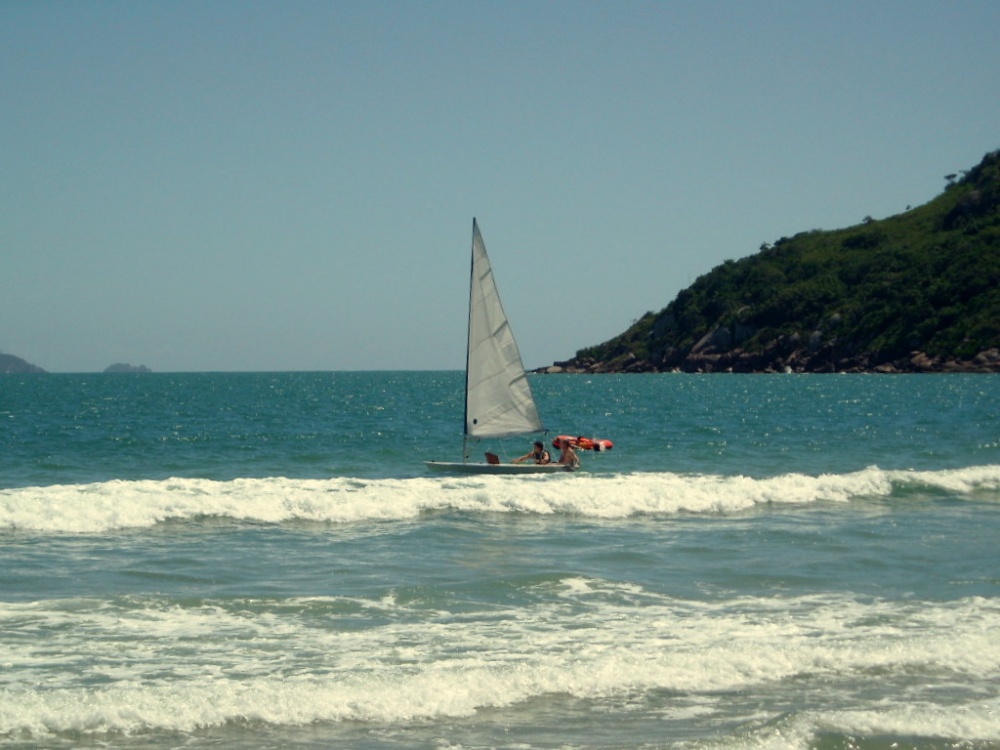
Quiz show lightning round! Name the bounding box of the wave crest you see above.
[2,465,999,533]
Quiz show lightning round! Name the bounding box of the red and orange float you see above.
[552,435,614,452]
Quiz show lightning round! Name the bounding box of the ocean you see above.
[1,371,998,749]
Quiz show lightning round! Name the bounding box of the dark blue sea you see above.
[1,372,999,749]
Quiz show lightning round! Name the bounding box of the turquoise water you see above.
[1,372,999,749]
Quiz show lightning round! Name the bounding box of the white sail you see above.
[464,219,544,439]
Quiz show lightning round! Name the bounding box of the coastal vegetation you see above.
[549,149,1000,373]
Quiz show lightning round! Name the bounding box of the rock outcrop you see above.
[541,346,1000,374]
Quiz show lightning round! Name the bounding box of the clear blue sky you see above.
[3,1,998,372]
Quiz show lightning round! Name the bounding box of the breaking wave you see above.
[3,464,999,533]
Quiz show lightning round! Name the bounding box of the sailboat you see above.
[426,219,574,474]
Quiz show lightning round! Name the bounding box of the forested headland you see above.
[546,149,1000,374]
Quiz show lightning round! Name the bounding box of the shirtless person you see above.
[556,438,580,469]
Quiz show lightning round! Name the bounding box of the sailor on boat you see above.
[512,441,551,465]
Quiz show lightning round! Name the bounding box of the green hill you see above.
[549,148,1000,374]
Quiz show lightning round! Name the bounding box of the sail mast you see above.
[461,218,477,462]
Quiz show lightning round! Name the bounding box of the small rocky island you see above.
[103,363,152,373]
[0,353,153,374]
[542,149,1000,374]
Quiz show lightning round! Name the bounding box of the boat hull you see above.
[425,461,575,474]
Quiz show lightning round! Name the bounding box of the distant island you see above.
[104,363,152,373]
[542,148,1000,374]
[0,352,45,374]
[0,354,153,374]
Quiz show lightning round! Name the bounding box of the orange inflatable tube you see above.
[552,435,614,452]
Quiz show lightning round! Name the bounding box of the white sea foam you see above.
[1,585,998,739]
[2,464,1000,533]
[709,699,1000,750]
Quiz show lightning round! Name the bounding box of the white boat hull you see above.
[425,461,575,475]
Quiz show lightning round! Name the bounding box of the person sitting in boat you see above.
[556,438,580,469]
[513,441,551,465]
